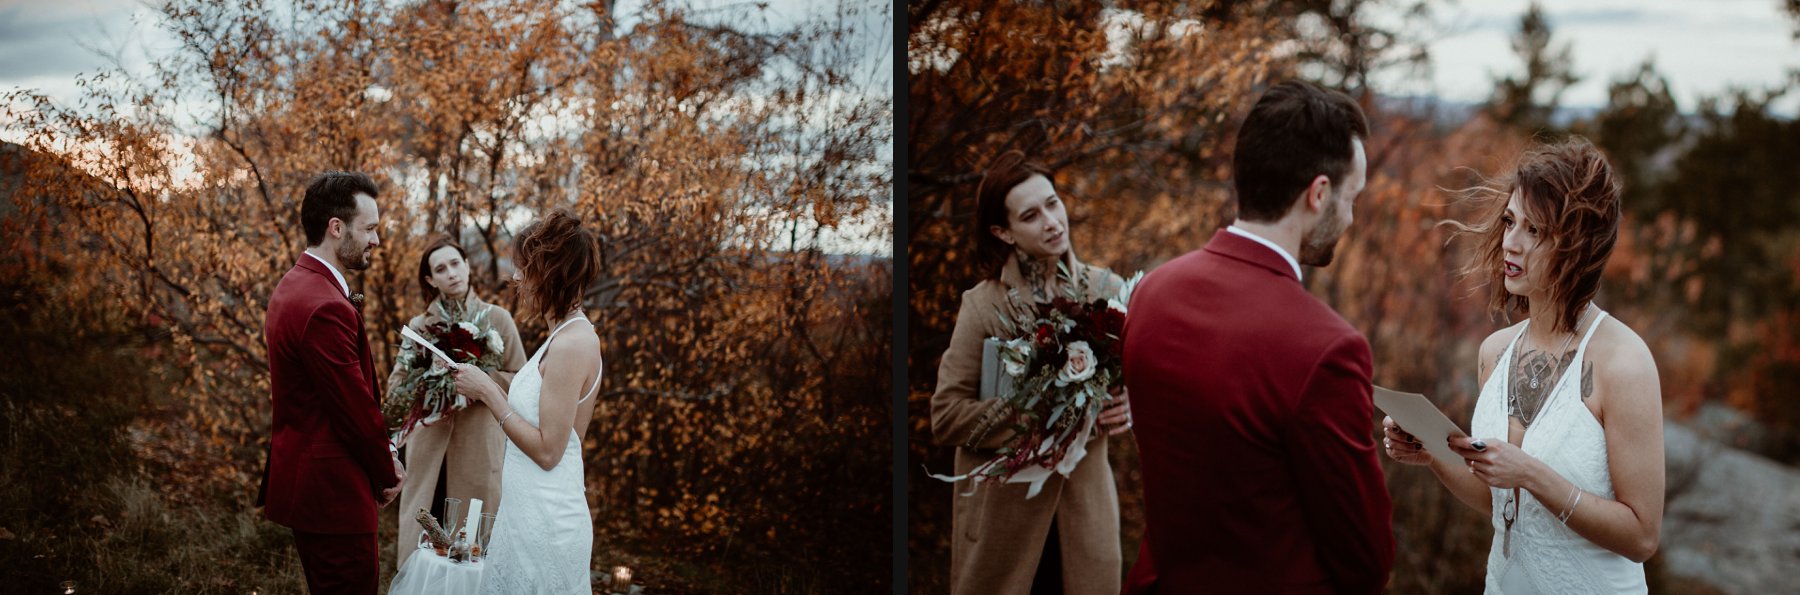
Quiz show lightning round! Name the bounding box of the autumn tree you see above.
[2,0,891,589]
[1579,59,1686,212]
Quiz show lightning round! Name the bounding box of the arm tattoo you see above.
[1581,361,1595,401]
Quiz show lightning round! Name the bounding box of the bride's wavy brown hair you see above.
[1447,136,1622,334]
[512,208,600,321]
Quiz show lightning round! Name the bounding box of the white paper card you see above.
[1372,386,1467,465]
[400,325,456,365]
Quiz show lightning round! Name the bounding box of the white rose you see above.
[457,321,480,336]
[1056,341,1097,386]
[485,330,504,355]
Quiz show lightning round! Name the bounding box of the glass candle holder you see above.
[612,566,632,593]
[476,512,498,559]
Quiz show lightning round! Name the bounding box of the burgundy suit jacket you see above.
[260,254,398,534]
[1121,230,1393,594]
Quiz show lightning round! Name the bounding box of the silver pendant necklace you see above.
[1510,305,1588,427]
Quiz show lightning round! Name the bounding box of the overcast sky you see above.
[1374,0,1800,115]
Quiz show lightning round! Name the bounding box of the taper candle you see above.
[464,498,484,543]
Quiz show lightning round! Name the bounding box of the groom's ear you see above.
[1304,174,1332,212]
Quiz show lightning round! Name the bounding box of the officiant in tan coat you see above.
[930,152,1132,595]
[388,237,527,566]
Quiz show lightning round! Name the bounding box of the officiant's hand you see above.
[1098,387,1133,436]
[1383,416,1434,466]
[1451,436,1546,490]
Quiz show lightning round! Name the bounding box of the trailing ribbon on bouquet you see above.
[927,410,1098,499]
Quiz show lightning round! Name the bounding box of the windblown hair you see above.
[1450,136,1622,334]
[511,208,600,321]
[415,236,466,302]
[973,150,1055,279]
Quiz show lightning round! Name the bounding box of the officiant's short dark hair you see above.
[512,208,599,320]
[1231,80,1368,222]
[301,171,380,246]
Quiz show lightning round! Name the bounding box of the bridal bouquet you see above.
[933,265,1143,498]
[385,301,506,442]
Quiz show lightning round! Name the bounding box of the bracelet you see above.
[1557,487,1583,524]
[499,408,517,426]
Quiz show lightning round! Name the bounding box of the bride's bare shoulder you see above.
[1591,316,1656,378]
[544,323,600,368]
[1479,322,1524,363]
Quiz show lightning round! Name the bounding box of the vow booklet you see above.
[400,325,457,365]
[1372,386,1467,464]
[978,338,1016,401]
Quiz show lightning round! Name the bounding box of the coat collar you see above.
[1203,229,1304,284]
[426,291,491,321]
[296,252,352,298]
[999,250,1095,300]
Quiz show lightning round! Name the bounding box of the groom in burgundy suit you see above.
[260,171,404,594]
[1121,81,1393,594]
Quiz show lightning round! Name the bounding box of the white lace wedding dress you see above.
[479,316,601,594]
[1469,308,1646,594]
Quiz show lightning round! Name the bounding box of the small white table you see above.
[388,545,485,595]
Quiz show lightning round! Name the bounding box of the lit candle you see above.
[464,498,484,543]
[612,566,632,592]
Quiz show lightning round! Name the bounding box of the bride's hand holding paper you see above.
[1381,416,1435,466]
[1373,386,1470,465]
[451,362,501,404]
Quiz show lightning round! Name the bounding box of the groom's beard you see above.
[338,239,373,271]
[1299,197,1347,267]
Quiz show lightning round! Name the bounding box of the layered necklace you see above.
[1507,304,1590,429]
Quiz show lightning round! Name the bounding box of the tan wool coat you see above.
[388,292,527,566]
[931,254,1125,595]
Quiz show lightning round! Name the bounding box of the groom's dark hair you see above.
[1230,80,1368,222]
[301,171,380,246]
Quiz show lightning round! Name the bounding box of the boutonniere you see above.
[350,293,365,309]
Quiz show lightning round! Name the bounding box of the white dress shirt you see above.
[303,250,351,298]
[1225,224,1303,281]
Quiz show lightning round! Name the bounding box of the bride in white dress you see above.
[1384,138,1664,593]
[452,209,604,594]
